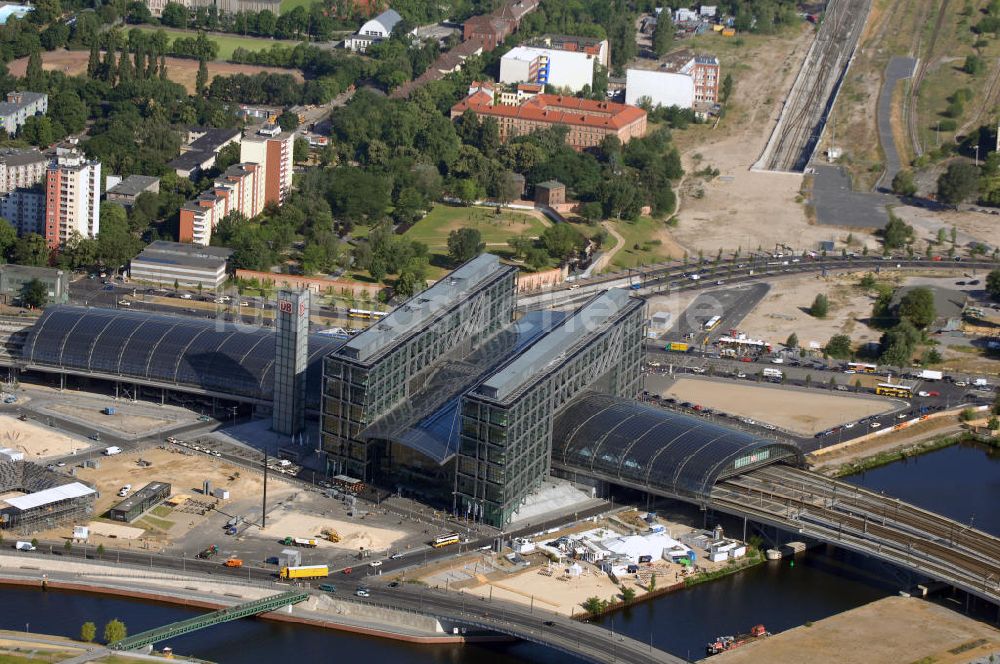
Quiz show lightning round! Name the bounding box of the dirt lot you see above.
[255,505,408,554]
[8,49,303,94]
[666,26,858,255]
[735,272,888,349]
[0,413,92,459]
[712,595,1000,664]
[71,446,294,534]
[662,378,893,436]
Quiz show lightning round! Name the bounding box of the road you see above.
[665,283,770,346]
[874,56,917,192]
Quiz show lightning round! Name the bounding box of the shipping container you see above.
[280,565,329,579]
[668,342,690,352]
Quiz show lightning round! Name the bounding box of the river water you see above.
[1,442,996,662]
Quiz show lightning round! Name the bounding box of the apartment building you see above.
[240,128,294,206]
[500,46,597,93]
[0,148,46,193]
[0,92,47,136]
[178,162,264,245]
[450,92,647,149]
[168,127,241,178]
[43,148,101,249]
[0,189,44,235]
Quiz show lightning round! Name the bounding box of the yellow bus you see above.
[848,362,878,374]
[875,383,913,398]
[432,533,460,548]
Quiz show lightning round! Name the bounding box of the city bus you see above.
[875,383,913,398]
[432,533,461,548]
[848,362,878,374]
[703,315,722,331]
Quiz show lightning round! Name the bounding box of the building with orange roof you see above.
[450,92,647,149]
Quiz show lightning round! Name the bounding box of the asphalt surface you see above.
[811,164,893,228]
[875,56,917,192]
[665,283,770,346]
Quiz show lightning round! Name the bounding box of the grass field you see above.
[606,216,676,270]
[402,205,550,277]
[134,26,304,61]
[279,0,323,11]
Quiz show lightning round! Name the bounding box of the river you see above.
[1,442,996,662]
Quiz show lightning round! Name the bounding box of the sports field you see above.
[133,26,304,61]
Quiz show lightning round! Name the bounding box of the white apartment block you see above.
[0,92,47,136]
[0,189,44,235]
[240,128,294,206]
[0,148,46,193]
[179,162,264,246]
[44,148,101,249]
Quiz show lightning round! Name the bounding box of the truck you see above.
[197,545,219,559]
[973,378,990,388]
[280,565,329,580]
[762,368,783,380]
[14,541,36,551]
[917,370,943,381]
[224,558,243,568]
[282,536,318,548]
[103,446,122,456]
[102,407,116,415]
[668,342,690,352]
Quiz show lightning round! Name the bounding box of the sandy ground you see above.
[667,26,865,255]
[662,378,893,435]
[894,204,1000,251]
[258,509,407,553]
[8,49,303,95]
[711,596,1000,664]
[0,413,91,459]
[73,446,290,521]
[735,272,886,349]
[462,560,626,616]
[87,521,145,540]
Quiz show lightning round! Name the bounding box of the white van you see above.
[14,541,36,551]
[104,446,123,456]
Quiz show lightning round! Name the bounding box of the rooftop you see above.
[133,241,232,271]
[451,93,646,131]
[0,264,64,278]
[0,91,45,116]
[109,481,170,514]
[0,147,45,167]
[337,254,511,364]
[168,150,215,172]
[477,289,638,402]
[106,174,160,197]
[187,127,241,153]
[4,482,95,511]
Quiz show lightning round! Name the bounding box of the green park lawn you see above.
[279,0,323,11]
[607,216,676,271]
[134,26,303,60]
[402,205,550,277]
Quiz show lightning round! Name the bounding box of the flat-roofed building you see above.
[178,162,264,245]
[456,288,645,525]
[500,45,598,93]
[0,187,44,235]
[107,482,171,522]
[0,147,46,193]
[0,264,69,304]
[450,92,647,149]
[129,240,232,289]
[322,253,518,480]
[240,127,294,206]
[43,148,101,249]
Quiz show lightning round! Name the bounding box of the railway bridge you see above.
[552,393,1000,604]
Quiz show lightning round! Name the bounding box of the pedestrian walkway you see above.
[875,56,917,192]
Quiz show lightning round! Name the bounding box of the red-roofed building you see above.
[450,93,647,149]
[462,0,539,51]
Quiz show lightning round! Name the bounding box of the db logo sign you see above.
[278,299,293,314]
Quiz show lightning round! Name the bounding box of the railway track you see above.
[755,0,870,172]
[712,465,1000,600]
[907,0,951,157]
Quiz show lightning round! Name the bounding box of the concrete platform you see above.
[706,596,1000,664]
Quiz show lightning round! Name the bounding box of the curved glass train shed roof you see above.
[552,393,804,500]
[20,306,345,405]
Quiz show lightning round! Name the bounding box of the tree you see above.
[891,170,917,196]
[898,287,936,328]
[160,2,188,28]
[87,43,100,79]
[96,543,105,557]
[986,269,1000,301]
[825,334,853,359]
[80,622,96,643]
[720,74,734,103]
[0,219,16,258]
[20,279,48,309]
[881,212,914,249]
[276,111,299,131]
[922,348,942,365]
[648,573,656,591]
[103,619,127,644]
[541,223,585,261]
[652,15,673,57]
[621,587,636,602]
[64,539,72,552]
[195,58,208,95]
[937,161,980,204]
[988,416,999,430]
[25,49,44,92]
[785,332,799,349]
[293,137,309,163]
[963,54,985,75]
[12,234,50,267]
[809,293,829,318]
[583,596,604,614]
[447,227,485,265]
